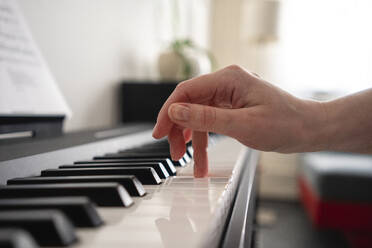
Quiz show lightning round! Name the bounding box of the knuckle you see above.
[175,81,187,91]
[222,65,245,85]
[201,107,217,130]
[225,64,243,73]
[174,81,191,102]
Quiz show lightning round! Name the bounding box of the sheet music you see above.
[0,0,71,116]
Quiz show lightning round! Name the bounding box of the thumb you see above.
[168,103,239,135]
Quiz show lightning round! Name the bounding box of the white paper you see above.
[0,0,71,117]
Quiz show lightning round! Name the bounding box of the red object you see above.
[299,176,372,248]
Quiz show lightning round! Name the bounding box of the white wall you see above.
[18,0,210,131]
[210,0,245,69]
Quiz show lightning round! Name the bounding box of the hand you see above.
[152,65,325,177]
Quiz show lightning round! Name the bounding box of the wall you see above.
[18,0,210,131]
[209,0,245,69]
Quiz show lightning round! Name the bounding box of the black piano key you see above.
[126,141,193,157]
[0,197,103,227]
[172,158,186,167]
[75,158,177,176]
[0,183,133,207]
[0,229,38,248]
[0,210,77,246]
[95,154,187,167]
[112,151,173,158]
[59,162,169,179]
[182,153,191,163]
[8,176,146,197]
[41,167,162,185]
[116,150,191,163]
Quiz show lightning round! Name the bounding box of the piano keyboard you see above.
[0,125,258,248]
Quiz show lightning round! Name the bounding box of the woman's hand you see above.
[152,65,327,177]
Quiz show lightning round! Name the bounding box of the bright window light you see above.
[271,0,372,96]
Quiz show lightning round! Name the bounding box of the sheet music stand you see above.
[0,115,65,139]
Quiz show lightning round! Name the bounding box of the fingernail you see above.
[152,130,158,139]
[169,104,190,121]
[152,123,159,138]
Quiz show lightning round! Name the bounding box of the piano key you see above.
[0,197,103,227]
[0,229,38,248]
[95,154,187,167]
[187,145,194,157]
[59,162,169,179]
[173,158,186,166]
[8,175,146,197]
[75,158,177,176]
[0,183,133,207]
[116,150,191,163]
[182,153,191,163]
[41,167,162,185]
[116,151,173,157]
[121,147,175,155]
[135,140,193,159]
[0,210,77,246]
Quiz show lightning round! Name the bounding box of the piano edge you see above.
[200,147,260,248]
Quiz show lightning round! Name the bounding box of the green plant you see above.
[170,39,217,79]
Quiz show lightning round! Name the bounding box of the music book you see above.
[0,0,71,117]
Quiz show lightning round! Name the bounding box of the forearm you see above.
[312,89,372,153]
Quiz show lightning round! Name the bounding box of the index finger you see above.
[192,131,209,178]
[152,72,220,139]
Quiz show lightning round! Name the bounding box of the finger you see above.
[192,131,208,178]
[183,128,192,143]
[168,102,246,137]
[152,72,221,139]
[168,125,186,160]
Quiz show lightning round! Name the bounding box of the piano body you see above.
[0,123,259,248]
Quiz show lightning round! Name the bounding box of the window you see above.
[270,0,372,96]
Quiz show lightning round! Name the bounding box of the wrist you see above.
[300,100,331,152]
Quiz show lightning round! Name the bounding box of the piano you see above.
[0,123,259,248]
[1,0,259,245]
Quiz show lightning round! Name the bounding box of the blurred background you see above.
[17,1,372,247]
[18,0,372,132]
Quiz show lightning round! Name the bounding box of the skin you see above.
[152,65,372,177]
